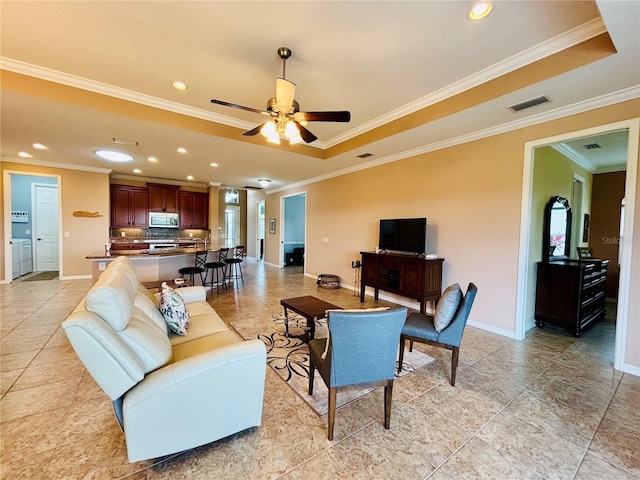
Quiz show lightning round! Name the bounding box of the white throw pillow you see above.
[159,282,189,336]
[434,283,462,332]
[321,307,390,360]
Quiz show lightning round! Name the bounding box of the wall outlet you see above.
[98,262,106,271]
[25,229,30,234]
[322,237,329,243]
[64,232,70,238]
[121,231,126,237]
[189,232,193,237]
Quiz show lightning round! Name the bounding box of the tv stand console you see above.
[360,251,444,314]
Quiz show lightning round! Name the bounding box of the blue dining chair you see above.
[308,307,407,440]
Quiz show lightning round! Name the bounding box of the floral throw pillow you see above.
[159,282,189,336]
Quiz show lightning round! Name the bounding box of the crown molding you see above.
[0,156,112,174]
[110,173,208,188]
[0,57,256,131]
[551,143,597,171]
[271,85,639,193]
[325,18,609,147]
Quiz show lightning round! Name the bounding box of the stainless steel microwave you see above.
[149,212,179,228]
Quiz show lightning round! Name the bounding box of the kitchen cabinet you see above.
[148,183,179,213]
[179,191,209,229]
[110,185,148,227]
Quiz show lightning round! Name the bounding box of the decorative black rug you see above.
[232,313,434,416]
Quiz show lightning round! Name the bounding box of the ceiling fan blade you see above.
[276,78,296,113]
[242,123,266,136]
[293,111,351,122]
[293,121,318,143]
[211,99,267,115]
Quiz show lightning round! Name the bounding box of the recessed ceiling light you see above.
[177,147,188,154]
[172,81,188,91]
[32,143,47,150]
[210,162,219,167]
[133,168,142,174]
[186,175,194,181]
[148,156,158,163]
[468,1,492,20]
[18,151,32,158]
[95,150,134,162]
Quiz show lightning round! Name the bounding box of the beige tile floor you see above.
[1,259,638,479]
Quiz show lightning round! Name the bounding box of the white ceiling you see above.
[1,1,638,191]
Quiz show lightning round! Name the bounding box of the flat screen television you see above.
[379,218,427,255]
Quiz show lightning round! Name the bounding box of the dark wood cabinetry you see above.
[535,259,608,337]
[110,185,148,227]
[178,191,209,229]
[360,252,443,314]
[147,183,179,213]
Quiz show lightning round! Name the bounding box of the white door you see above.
[34,184,59,271]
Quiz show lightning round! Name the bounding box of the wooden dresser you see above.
[360,252,443,314]
[534,259,609,337]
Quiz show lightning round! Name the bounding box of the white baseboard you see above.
[620,363,640,377]
[466,319,517,340]
[59,275,92,280]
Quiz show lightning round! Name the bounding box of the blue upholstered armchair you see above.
[398,283,477,386]
[307,307,407,440]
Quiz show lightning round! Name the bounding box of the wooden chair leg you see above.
[308,359,315,395]
[398,335,406,373]
[409,339,414,352]
[384,379,394,429]
[451,346,459,386]
[328,387,337,440]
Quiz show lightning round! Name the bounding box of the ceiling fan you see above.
[210,47,350,144]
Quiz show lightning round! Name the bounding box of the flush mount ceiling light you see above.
[177,147,188,154]
[210,162,219,167]
[18,151,32,158]
[186,175,194,180]
[95,150,134,162]
[147,156,158,163]
[258,179,271,187]
[32,143,47,150]
[172,81,188,91]
[468,1,492,20]
[133,168,142,174]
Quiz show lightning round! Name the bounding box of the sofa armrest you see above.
[175,286,206,303]
[121,339,267,462]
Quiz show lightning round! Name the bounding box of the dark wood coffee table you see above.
[280,295,342,343]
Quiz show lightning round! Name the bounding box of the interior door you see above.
[34,184,59,271]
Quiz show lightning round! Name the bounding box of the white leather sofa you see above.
[62,256,266,462]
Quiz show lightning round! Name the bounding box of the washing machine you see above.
[11,239,33,279]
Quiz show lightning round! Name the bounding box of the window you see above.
[225,188,239,204]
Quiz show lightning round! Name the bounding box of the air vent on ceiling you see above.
[112,137,139,146]
[357,152,373,158]
[583,143,602,150]
[508,95,550,112]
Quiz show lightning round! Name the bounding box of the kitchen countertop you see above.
[86,246,218,260]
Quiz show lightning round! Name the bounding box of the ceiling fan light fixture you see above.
[284,120,300,140]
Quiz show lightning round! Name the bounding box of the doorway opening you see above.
[257,200,265,260]
[516,118,639,374]
[4,171,61,282]
[280,193,306,268]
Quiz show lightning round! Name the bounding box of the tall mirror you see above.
[542,196,572,262]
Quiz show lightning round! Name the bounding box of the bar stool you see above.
[178,250,208,286]
[204,248,229,293]
[225,245,245,286]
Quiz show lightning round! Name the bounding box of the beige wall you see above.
[265,99,639,370]
[2,161,110,279]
